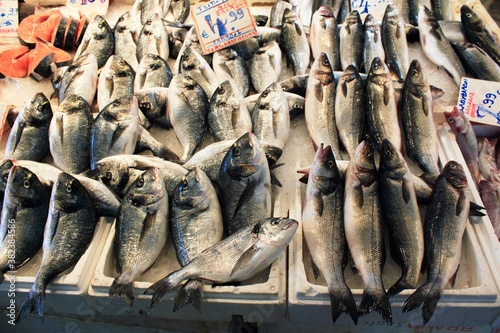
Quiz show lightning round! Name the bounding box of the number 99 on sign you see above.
[483,90,500,109]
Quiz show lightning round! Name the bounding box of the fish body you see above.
[98,55,135,111]
[134,53,173,91]
[478,137,497,181]
[452,42,500,82]
[136,13,169,63]
[248,41,282,93]
[114,10,141,71]
[309,6,340,70]
[339,10,363,71]
[212,48,250,97]
[382,4,409,82]
[363,14,386,74]
[479,179,500,241]
[74,15,114,68]
[281,8,310,76]
[58,54,98,105]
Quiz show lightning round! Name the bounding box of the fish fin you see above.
[314,82,324,102]
[11,119,25,153]
[270,172,282,187]
[422,95,430,117]
[230,244,260,279]
[316,194,324,217]
[486,28,498,43]
[294,22,302,36]
[56,115,64,145]
[457,192,467,216]
[383,83,391,106]
[387,279,414,298]
[469,201,486,217]
[173,279,203,313]
[15,285,45,323]
[430,28,442,41]
[450,265,459,288]
[136,126,180,162]
[374,31,380,43]
[109,278,135,306]
[430,85,445,99]
[232,178,258,219]
[329,285,358,325]
[144,270,181,308]
[353,184,364,208]
[442,66,455,80]
[48,210,60,244]
[297,166,310,183]
[111,124,129,147]
[395,26,401,39]
[358,288,392,325]
[345,24,351,34]
[402,178,412,204]
[419,172,437,187]
[139,211,156,244]
[341,81,348,97]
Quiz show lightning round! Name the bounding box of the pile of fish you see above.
[0,0,498,326]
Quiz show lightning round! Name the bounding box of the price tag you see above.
[66,0,109,17]
[457,77,500,127]
[191,0,257,55]
[351,0,393,21]
[0,0,18,38]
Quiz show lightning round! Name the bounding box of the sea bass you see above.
[281,8,310,76]
[382,4,409,82]
[339,11,363,71]
[363,14,385,74]
[309,6,340,70]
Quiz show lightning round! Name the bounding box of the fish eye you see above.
[181,178,189,191]
[261,90,269,98]
[23,178,30,189]
[66,183,72,193]
[450,163,457,169]
[233,147,241,157]
[219,88,225,94]
[321,57,329,67]
[98,22,105,28]
[412,69,418,77]
[146,19,152,25]
[2,174,8,182]
[447,117,454,123]
[140,102,151,110]
[103,172,112,180]
[293,103,300,109]
[37,104,43,111]
[271,219,280,226]
[327,160,335,168]
[466,13,472,18]
[182,54,189,61]
[137,177,145,188]
[112,100,121,106]
[118,16,124,22]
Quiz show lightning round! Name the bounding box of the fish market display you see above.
[110,167,168,306]
[145,217,298,309]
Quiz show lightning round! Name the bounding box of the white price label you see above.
[0,0,18,38]
[457,77,500,127]
[66,0,109,17]
[191,0,257,55]
[351,0,392,21]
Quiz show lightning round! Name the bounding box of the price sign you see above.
[66,0,109,17]
[351,0,393,21]
[191,0,257,55]
[457,77,500,127]
[0,0,18,38]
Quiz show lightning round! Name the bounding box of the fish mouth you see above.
[282,220,298,230]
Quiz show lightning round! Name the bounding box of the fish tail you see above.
[358,288,392,325]
[173,279,204,313]
[387,279,414,298]
[329,285,358,325]
[109,277,135,306]
[16,286,45,323]
[144,270,184,309]
[420,171,438,187]
[403,282,441,325]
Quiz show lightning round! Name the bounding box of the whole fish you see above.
[110,167,168,306]
[74,15,114,68]
[444,106,480,185]
[401,59,440,185]
[478,137,497,181]
[452,42,500,82]
[145,217,298,308]
[335,64,365,159]
[97,55,135,111]
[363,14,385,74]
[461,5,500,66]
[57,54,98,106]
[344,140,392,324]
[140,0,169,25]
[87,154,187,198]
[164,0,190,23]
[4,93,52,162]
[90,95,140,169]
[208,80,252,142]
[382,4,409,83]
[16,172,97,323]
[252,82,290,151]
[49,95,93,174]
[170,167,224,311]
[378,139,424,297]
[135,87,170,128]
[309,6,340,71]
[178,46,219,99]
[6,160,119,218]
[218,133,272,235]
[403,161,469,325]
[245,92,305,120]
[302,144,357,324]
[339,10,363,71]
[168,74,208,163]
[174,26,211,71]
[0,166,50,284]
[281,8,310,76]
[479,179,500,241]
[212,48,250,97]
[366,57,401,152]
[114,10,141,71]
[136,13,169,63]
[305,53,340,157]
[248,41,282,93]
[134,53,173,91]
[270,0,293,28]
[418,5,465,85]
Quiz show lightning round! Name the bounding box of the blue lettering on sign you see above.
[476,105,500,124]
[458,79,468,112]
[216,18,227,36]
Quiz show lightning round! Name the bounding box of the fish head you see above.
[125,167,166,206]
[368,57,389,80]
[114,11,133,33]
[460,5,483,33]
[179,46,200,73]
[142,54,166,71]
[256,82,284,109]
[91,15,112,39]
[5,165,45,204]
[91,160,131,197]
[311,144,341,195]
[384,3,399,19]
[316,6,334,18]
[102,95,138,121]
[211,80,234,107]
[341,64,361,84]
[60,94,90,115]
[363,14,377,30]
[407,59,428,90]
[379,139,405,172]
[345,10,361,26]
[444,106,467,134]
[261,143,283,164]
[25,93,52,124]
[173,167,209,208]
[52,172,88,211]
[223,132,264,178]
[418,5,437,28]
[442,161,468,190]
[353,141,376,186]
[0,159,14,193]
[282,8,299,24]
[109,55,135,77]
[216,48,238,61]
[252,217,298,247]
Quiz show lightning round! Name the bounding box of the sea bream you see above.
[145,217,298,309]
[16,173,98,323]
[212,48,250,97]
[302,144,357,324]
[4,93,52,162]
[164,0,190,23]
[56,53,98,106]
[113,9,141,71]
[97,55,135,112]
[135,87,170,129]
[248,41,282,93]
[178,46,219,99]
[134,53,173,91]
[136,13,169,63]
[74,15,114,68]
[110,167,168,306]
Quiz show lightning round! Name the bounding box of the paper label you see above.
[351,0,392,21]
[457,77,500,127]
[191,0,257,55]
[0,0,18,37]
[66,0,109,17]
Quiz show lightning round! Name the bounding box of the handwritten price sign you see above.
[191,0,257,55]
[457,77,500,126]
[66,0,109,17]
[0,0,18,38]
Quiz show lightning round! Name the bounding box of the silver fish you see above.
[166,25,188,60]
[16,172,97,323]
[135,87,170,128]
[49,95,93,173]
[174,26,212,73]
[170,167,223,312]
[270,0,293,28]
[178,46,219,99]
[302,144,357,324]
[212,48,250,97]
[344,140,392,324]
[309,6,340,71]
[145,217,298,308]
[57,53,98,106]
[74,15,114,68]
[134,53,173,91]
[218,133,272,235]
[245,92,305,119]
[452,42,500,82]
[281,8,310,76]
[478,137,497,181]
[479,179,500,241]
[4,93,52,162]
[110,167,168,306]
[168,74,208,162]
[248,41,282,93]
[208,80,252,142]
[363,14,385,74]
[136,13,169,63]
[97,55,135,112]
[164,0,190,23]
[339,10,363,71]
[140,0,169,25]
[114,10,141,71]
[382,4,409,83]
